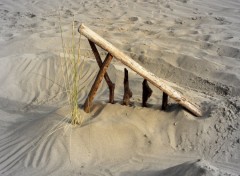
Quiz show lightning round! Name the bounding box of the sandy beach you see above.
[0,0,240,175]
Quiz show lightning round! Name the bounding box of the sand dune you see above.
[0,0,240,175]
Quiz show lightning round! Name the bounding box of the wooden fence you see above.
[78,24,202,117]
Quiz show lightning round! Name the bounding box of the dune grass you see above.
[59,17,84,126]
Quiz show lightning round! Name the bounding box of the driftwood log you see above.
[123,68,132,106]
[79,24,202,117]
[88,40,115,104]
[142,79,152,107]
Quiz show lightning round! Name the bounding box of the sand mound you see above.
[121,159,231,176]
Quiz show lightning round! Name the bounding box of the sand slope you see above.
[0,0,240,175]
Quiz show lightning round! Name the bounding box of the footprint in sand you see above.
[129,16,139,22]
[48,21,55,27]
[175,19,183,25]
[199,42,213,50]
[145,20,154,25]
[217,46,240,58]
[191,16,201,21]
[65,9,74,17]
[214,16,231,25]
[26,12,36,18]
[201,35,211,42]
[5,33,13,37]
[2,33,14,41]
[164,3,173,11]
[223,36,234,40]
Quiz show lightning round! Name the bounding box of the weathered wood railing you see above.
[78,24,202,117]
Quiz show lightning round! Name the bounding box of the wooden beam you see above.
[84,53,113,113]
[123,68,132,106]
[88,39,115,104]
[79,24,202,117]
[142,79,152,107]
[162,92,168,110]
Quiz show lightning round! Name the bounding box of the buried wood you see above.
[84,53,113,113]
[142,79,152,107]
[162,92,168,110]
[79,24,202,117]
[123,68,132,106]
[88,39,115,104]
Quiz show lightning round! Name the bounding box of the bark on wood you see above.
[79,24,202,117]
[84,53,113,113]
[162,92,168,110]
[142,79,152,107]
[88,40,115,104]
[123,68,132,106]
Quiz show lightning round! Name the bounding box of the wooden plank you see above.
[79,24,202,117]
[84,53,113,113]
[162,92,168,110]
[88,40,115,104]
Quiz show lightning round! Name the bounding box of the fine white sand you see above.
[0,0,240,175]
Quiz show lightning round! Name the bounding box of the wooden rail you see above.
[83,53,113,113]
[78,24,202,117]
[88,40,115,104]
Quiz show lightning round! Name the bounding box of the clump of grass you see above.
[59,17,84,126]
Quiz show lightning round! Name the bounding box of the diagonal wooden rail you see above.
[84,53,113,113]
[78,24,202,117]
[88,40,115,104]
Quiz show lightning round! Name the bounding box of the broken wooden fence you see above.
[78,24,202,117]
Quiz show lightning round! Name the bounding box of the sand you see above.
[0,0,240,175]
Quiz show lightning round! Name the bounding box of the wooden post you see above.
[123,68,132,106]
[88,39,115,104]
[84,53,113,113]
[79,24,202,117]
[142,79,152,107]
[162,92,168,110]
